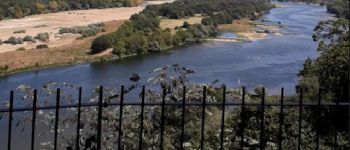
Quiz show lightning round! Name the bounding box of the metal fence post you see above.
[259,88,265,149]
[160,86,166,150]
[7,91,14,150]
[54,88,61,150]
[316,89,321,150]
[240,87,246,149]
[278,88,284,150]
[298,89,303,150]
[334,100,339,149]
[200,86,207,150]
[138,86,145,150]
[97,86,103,150]
[76,87,82,150]
[180,86,186,150]
[118,86,124,150]
[31,89,37,150]
[220,86,226,150]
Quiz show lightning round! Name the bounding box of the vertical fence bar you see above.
[97,86,103,150]
[118,86,124,150]
[31,89,37,150]
[180,86,186,150]
[259,88,265,150]
[160,86,166,150]
[7,91,14,150]
[138,86,145,150]
[76,87,82,150]
[334,100,339,150]
[200,86,207,150]
[298,89,303,150]
[316,89,321,150]
[240,87,246,149]
[220,86,226,150]
[54,88,61,150]
[278,88,284,150]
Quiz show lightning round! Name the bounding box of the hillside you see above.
[0,0,144,20]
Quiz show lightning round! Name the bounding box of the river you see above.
[0,2,332,99]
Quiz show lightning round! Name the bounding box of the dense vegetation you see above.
[327,0,349,19]
[0,0,144,20]
[90,0,272,54]
[298,0,349,145]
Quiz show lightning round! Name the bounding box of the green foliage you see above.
[299,18,349,144]
[327,0,349,19]
[0,65,9,71]
[23,35,36,43]
[35,32,50,42]
[90,35,112,54]
[4,36,23,45]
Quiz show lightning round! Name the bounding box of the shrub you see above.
[4,36,23,45]
[35,33,50,42]
[182,21,190,28]
[90,35,112,54]
[0,65,9,71]
[36,44,48,49]
[23,35,36,43]
[13,30,26,34]
[59,23,104,38]
[16,47,26,51]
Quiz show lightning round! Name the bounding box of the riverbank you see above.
[0,0,175,76]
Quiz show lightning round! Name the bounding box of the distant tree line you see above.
[0,0,144,20]
[90,0,272,55]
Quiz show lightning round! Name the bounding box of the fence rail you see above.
[1,86,350,150]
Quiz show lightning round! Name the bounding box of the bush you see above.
[59,23,104,38]
[13,30,26,34]
[35,33,50,42]
[16,47,26,51]
[90,35,112,54]
[4,36,23,45]
[0,65,9,71]
[23,35,36,43]
[182,21,190,28]
[36,44,48,49]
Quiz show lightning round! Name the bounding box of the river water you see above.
[0,3,331,99]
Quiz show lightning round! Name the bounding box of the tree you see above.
[35,2,46,14]
[91,35,112,54]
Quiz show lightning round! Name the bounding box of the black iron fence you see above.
[0,86,349,150]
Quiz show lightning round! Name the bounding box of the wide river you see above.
[0,2,331,99]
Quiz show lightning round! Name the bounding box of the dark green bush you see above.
[35,33,50,42]
[4,36,23,45]
[91,35,112,54]
[36,44,48,49]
